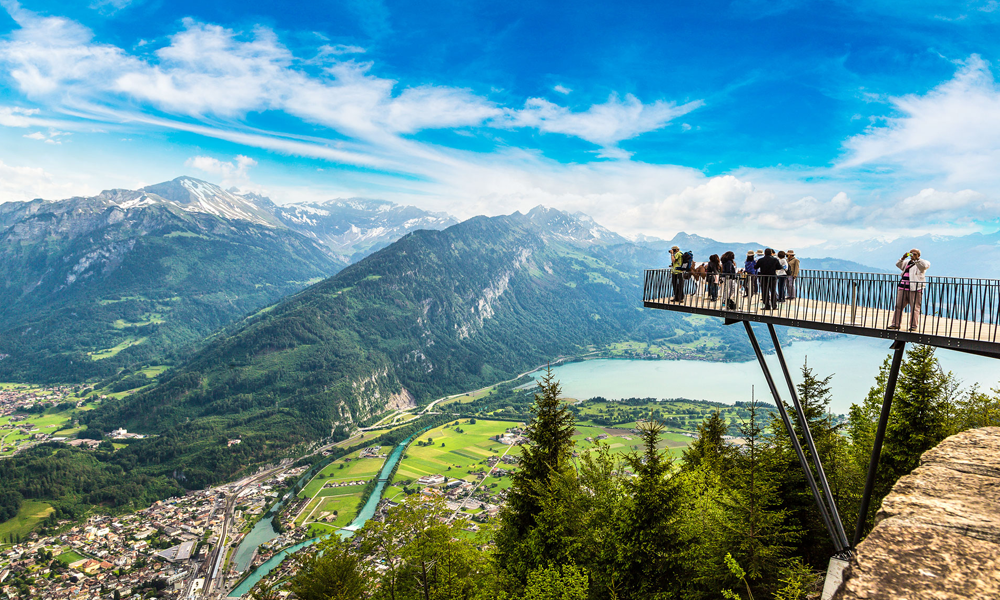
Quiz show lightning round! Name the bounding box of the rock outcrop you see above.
[834,426,1000,600]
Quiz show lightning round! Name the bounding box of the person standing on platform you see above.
[707,254,721,301]
[776,250,789,303]
[755,248,781,310]
[786,250,799,300]
[744,251,758,297]
[721,251,738,309]
[670,245,685,303]
[889,249,930,331]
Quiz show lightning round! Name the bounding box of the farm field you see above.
[0,401,99,456]
[391,419,523,491]
[570,398,767,436]
[293,446,390,530]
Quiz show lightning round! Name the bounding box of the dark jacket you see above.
[723,258,737,275]
[755,255,781,276]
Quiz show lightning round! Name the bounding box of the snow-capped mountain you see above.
[141,177,281,227]
[519,205,629,246]
[272,197,458,262]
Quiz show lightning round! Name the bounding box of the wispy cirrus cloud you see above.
[841,55,1000,186]
[2,1,997,248]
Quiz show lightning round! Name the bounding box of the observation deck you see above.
[643,267,1000,560]
[643,269,1000,359]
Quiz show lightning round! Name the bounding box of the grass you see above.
[56,550,87,565]
[1,405,87,456]
[0,501,53,541]
[391,420,522,499]
[298,448,388,499]
[88,336,147,360]
[96,295,147,305]
[112,314,166,329]
[139,365,171,377]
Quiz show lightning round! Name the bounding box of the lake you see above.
[533,334,1000,414]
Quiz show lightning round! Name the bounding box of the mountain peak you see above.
[518,205,627,246]
[140,177,279,226]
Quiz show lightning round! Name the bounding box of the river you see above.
[531,334,1000,414]
[227,431,419,597]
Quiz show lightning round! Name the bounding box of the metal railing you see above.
[643,269,1000,345]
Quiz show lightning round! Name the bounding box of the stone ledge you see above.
[834,426,1000,600]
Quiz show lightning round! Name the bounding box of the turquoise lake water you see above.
[532,335,1000,414]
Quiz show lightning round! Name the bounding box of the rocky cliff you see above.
[834,426,1000,600]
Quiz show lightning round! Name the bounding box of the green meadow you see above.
[294,447,390,528]
[0,500,53,542]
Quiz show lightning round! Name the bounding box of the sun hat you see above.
[671,245,680,251]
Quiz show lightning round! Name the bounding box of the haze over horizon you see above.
[2,0,1000,248]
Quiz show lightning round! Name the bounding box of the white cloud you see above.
[841,55,1000,186]
[185,154,257,187]
[22,128,68,143]
[553,84,571,95]
[885,188,996,224]
[0,2,136,96]
[0,105,37,126]
[0,158,92,202]
[318,44,365,56]
[504,94,703,149]
[0,9,693,148]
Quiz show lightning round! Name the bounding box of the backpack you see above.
[681,251,694,271]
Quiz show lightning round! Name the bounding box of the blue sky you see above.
[2,0,1000,246]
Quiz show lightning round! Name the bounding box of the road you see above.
[421,354,583,414]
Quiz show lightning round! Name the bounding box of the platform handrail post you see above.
[851,280,857,323]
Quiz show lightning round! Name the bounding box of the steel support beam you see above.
[767,323,851,551]
[743,321,845,553]
[853,341,906,547]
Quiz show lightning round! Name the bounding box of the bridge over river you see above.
[643,269,1000,564]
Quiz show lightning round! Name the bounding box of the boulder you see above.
[834,426,1000,599]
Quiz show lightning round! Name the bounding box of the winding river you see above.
[227,431,419,597]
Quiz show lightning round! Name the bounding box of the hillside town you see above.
[0,466,306,600]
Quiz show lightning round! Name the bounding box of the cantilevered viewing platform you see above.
[643,269,1000,358]
[643,268,1000,565]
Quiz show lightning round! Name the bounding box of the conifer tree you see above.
[495,368,577,585]
[770,361,846,565]
[614,420,686,599]
[880,345,948,494]
[681,410,728,472]
[717,400,799,595]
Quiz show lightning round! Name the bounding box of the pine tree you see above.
[770,360,846,565]
[717,400,799,595]
[681,410,728,472]
[880,345,948,495]
[495,368,577,586]
[614,420,686,599]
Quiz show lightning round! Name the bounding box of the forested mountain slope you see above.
[0,177,341,382]
[84,207,723,485]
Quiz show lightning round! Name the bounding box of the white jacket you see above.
[896,258,930,291]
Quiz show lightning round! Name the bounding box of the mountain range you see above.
[0,177,456,382]
[82,206,761,486]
